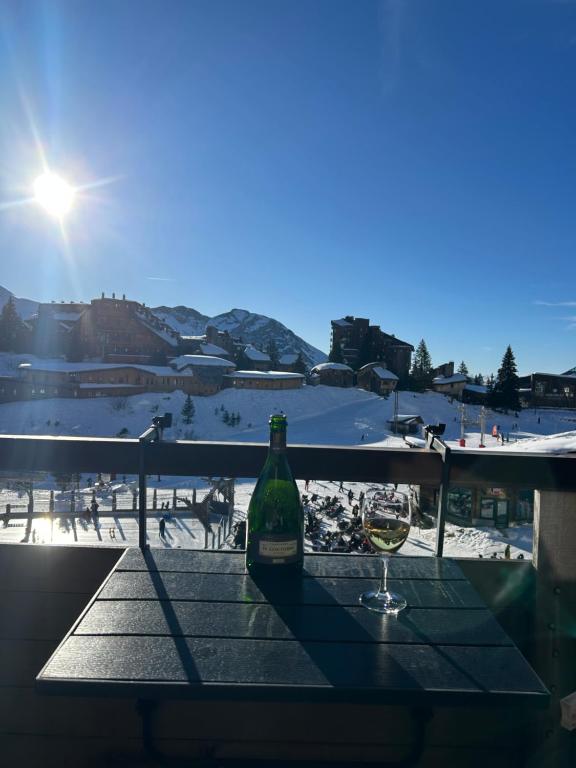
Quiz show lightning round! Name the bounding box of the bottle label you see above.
[252,534,300,564]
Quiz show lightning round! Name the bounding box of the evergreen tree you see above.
[266,339,279,369]
[181,394,195,425]
[473,373,484,386]
[457,361,469,376]
[410,339,433,391]
[294,352,307,375]
[328,341,344,364]
[491,345,521,412]
[0,297,28,352]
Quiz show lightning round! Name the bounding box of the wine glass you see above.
[359,493,410,614]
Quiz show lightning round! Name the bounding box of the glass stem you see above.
[379,555,390,595]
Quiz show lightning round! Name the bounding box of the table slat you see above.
[75,601,512,646]
[39,635,547,697]
[118,550,465,580]
[98,571,484,609]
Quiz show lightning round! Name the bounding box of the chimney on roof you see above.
[112,292,116,299]
[101,292,104,299]
[122,294,126,300]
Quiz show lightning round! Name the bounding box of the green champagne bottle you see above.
[245,414,304,576]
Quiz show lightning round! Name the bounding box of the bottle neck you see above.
[269,429,287,454]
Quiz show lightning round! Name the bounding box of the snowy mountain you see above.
[0,285,39,320]
[153,305,327,368]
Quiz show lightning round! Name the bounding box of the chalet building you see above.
[241,345,271,372]
[223,371,305,390]
[357,363,398,395]
[330,316,413,378]
[33,294,180,363]
[179,326,235,360]
[462,383,488,405]
[432,374,468,399]
[0,376,27,403]
[517,372,576,410]
[419,485,533,528]
[16,355,235,399]
[310,362,354,388]
[278,353,299,372]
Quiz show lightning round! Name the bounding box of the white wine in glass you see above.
[360,493,410,614]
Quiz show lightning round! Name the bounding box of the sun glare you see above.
[33,172,75,217]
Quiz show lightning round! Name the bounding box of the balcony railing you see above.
[1,431,575,555]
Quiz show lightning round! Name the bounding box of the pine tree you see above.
[491,345,521,412]
[266,339,279,369]
[0,297,28,352]
[473,373,484,386]
[181,394,195,425]
[410,339,433,391]
[328,341,344,364]
[294,353,307,375]
[457,361,469,376]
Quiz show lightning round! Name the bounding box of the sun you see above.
[33,172,76,217]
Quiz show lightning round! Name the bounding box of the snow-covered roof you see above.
[464,383,487,394]
[78,383,142,389]
[432,374,468,385]
[279,353,299,365]
[311,363,353,372]
[243,346,270,362]
[389,414,423,423]
[225,371,305,380]
[51,311,83,322]
[200,343,229,357]
[332,318,352,327]
[170,355,235,370]
[180,335,206,342]
[135,311,179,347]
[372,366,398,381]
[19,359,200,377]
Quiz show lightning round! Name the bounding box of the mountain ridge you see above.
[0,286,327,367]
[153,305,327,367]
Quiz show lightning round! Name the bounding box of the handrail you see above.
[0,434,575,490]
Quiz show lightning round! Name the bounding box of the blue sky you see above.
[1,0,575,376]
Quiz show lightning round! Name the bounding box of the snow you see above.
[311,363,353,372]
[78,383,142,389]
[279,353,299,365]
[17,358,196,378]
[51,311,83,322]
[135,311,179,347]
[243,346,270,362]
[464,384,487,393]
[170,355,235,370]
[225,371,305,380]
[200,343,229,357]
[433,374,468,384]
[2,355,576,559]
[332,318,352,327]
[372,366,398,381]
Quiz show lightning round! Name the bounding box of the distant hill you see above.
[0,286,39,321]
[153,305,327,368]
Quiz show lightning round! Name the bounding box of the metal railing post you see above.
[138,437,149,551]
[137,413,172,553]
[423,425,451,559]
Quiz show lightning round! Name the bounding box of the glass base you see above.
[359,589,407,614]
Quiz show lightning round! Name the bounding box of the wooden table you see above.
[36,549,549,764]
